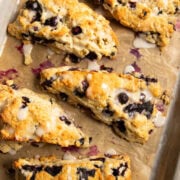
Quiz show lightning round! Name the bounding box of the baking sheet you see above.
[0,0,180,179]
[151,75,180,180]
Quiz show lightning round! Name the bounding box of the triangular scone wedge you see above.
[101,0,179,47]
[40,67,169,143]
[14,154,131,179]
[8,0,118,60]
[0,84,91,147]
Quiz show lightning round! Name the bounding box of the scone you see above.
[14,155,131,179]
[145,0,179,14]
[40,66,169,143]
[8,0,118,60]
[101,0,179,47]
[0,84,91,147]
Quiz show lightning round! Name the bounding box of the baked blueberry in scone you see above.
[40,66,169,143]
[14,155,131,180]
[0,84,91,147]
[98,0,179,47]
[8,0,118,60]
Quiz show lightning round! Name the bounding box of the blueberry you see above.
[129,2,136,8]
[102,105,114,117]
[21,104,27,109]
[144,101,153,113]
[124,103,138,114]
[79,138,85,145]
[77,168,96,178]
[118,93,129,104]
[85,52,97,60]
[121,163,128,176]
[41,77,54,90]
[87,169,96,177]
[31,142,40,147]
[144,76,158,84]
[26,0,42,22]
[150,78,158,83]
[68,54,81,63]
[44,16,58,27]
[111,51,116,56]
[22,164,42,180]
[31,35,42,43]
[59,92,68,101]
[22,33,29,39]
[148,129,153,134]
[117,0,126,6]
[158,10,163,15]
[22,165,43,180]
[82,80,89,92]
[142,101,153,118]
[112,162,128,177]
[100,65,113,73]
[22,96,30,103]
[175,7,179,13]
[136,101,153,115]
[22,165,42,172]
[74,89,85,98]
[30,34,55,44]
[124,101,153,118]
[33,26,39,31]
[21,96,30,108]
[140,93,146,102]
[32,11,41,22]
[143,11,147,17]
[59,116,71,125]
[116,120,126,133]
[112,168,119,176]
[71,26,82,35]
[44,166,62,176]
[74,80,89,98]
[92,0,104,6]
[25,0,42,11]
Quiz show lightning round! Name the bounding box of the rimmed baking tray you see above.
[0,0,179,179]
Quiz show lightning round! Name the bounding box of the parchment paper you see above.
[0,1,179,179]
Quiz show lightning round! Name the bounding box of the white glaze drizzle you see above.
[17,107,28,121]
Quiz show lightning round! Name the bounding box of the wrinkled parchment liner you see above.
[0,1,179,179]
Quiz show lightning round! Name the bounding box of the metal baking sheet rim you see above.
[150,73,180,180]
[0,0,179,180]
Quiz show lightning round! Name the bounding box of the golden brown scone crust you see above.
[148,0,179,14]
[14,155,131,180]
[40,66,169,143]
[8,0,118,59]
[0,84,90,147]
[103,0,179,47]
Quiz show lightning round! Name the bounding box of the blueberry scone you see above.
[100,0,179,47]
[14,154,131,179]
[40,66,169,143]
[8,0,118,60]
[0,84,91,147]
